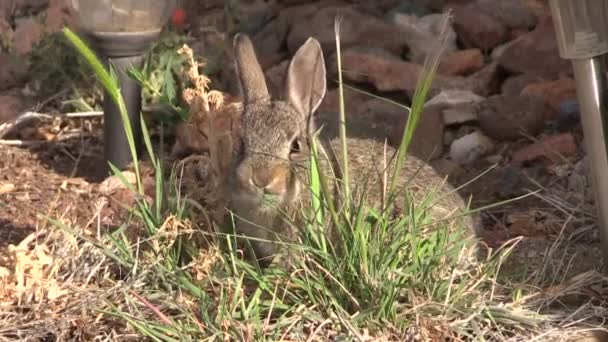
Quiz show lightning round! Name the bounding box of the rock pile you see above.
[192,0,579,172]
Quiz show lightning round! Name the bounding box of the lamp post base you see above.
[85,30,161,173]
[102,55,145,171]
[571,57,608,267]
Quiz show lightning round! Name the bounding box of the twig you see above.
[0,139,46,146]
[0,111,103,139]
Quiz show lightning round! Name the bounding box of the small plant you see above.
[27,32,102,110]
[128,30,191,124]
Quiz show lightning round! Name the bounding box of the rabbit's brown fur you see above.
[227,33,478,265]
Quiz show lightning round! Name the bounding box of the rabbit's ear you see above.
[285,37,326,119]
[233,33,270,104]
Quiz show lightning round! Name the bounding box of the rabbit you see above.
[227,33,479,265]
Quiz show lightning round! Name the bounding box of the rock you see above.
[99,171,138,196]
[331,47,423,93]
[555,99,580,131]
[498,15,572,79]
[200,8,228,29]
[264,59,289,98]
[449,130,495,164]
[428,0,472,12]
[14,0,49,15]
[492,165,541,199]
[426,89,485,107]
[317,87,370,116]
[384,0,432,18]
[478,94,547,141]
[229,0,277,35]
[430,156,465,179]
[0,94,26,124]
[501,74,544,96]
[252,18,290,68]
[287,6,412,57]
[44,0,76,33]
[452,6,508,51]
[439,48,484,76]
[490,40,515,60]
[474,0,537,30]
[521,77,577,118]
[568,156,593,203]
[0,53,17,91]
[388,103,445,160]
[467,61,503,97]
[331,47,490,97]
[442,104,478,125]
[316,91,444,160]
[511,133,577,165]
[12,17,43,55]
[392,12,458,63]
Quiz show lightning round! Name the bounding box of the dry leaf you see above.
[0,182,15,194]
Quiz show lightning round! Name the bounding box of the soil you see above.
[0,118,119,252]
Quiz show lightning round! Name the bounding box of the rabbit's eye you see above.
[289,138,301,155]
[235,138,246,161]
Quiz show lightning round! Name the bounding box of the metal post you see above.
[571,58,608,262]
[549,0,608,264]
[102,55,145,171]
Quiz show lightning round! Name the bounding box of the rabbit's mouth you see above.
[231,188,290,215]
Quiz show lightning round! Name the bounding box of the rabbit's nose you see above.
[252,167,288,195]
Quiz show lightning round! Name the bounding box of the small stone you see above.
[0,94,26,124]
[426,89,485,107]
[439,48,485,76]
[468,61,504,97]
[99,171,138,195]
[386,102,445,160]
[392,12,458,63]
[0,183,15,194]
[498,15,572,79]
[330,47,423,93]
[555,99,580,131]
[12,17,43,55]
[252,17,289,68]
[442,104,478,125]
[264,59,289,98]
[449,130,495,164]
[452,6,509,51]
[493,165,536,199]
[568,156,593,203]
[490,40,515,60]
[511,133,577,165]
[521,77,577,118]
[317,87,369,115]
[44,0,76,33]
[474,0,537,30]
[0,53,16,91]
[501,74,544,97]
[430,156,465,179]
[230,0,277,35]
[443,129,456,146]
[478,94,547,141]
[287,6,411,57]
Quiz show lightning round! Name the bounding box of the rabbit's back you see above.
[307,137,477,237]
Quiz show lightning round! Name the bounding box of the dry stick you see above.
[0,111,103,139]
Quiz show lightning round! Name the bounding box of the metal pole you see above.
[571,57,608,262]
[102,55,145,171]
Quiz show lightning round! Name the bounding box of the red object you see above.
[171,8,187,29]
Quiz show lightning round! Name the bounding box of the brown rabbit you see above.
[227,33,478,265]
